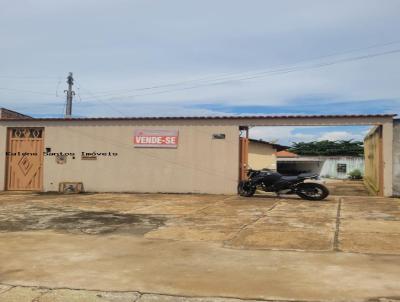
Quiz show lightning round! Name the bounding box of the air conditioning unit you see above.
[59,182,84,194]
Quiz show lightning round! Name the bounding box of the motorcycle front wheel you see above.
[295,183,329,201]
[238,180,256,197]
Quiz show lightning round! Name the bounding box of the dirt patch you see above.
[0,206,166,235]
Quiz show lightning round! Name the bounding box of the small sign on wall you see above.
[134,129,179,148]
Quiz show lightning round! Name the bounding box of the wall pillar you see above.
[382,121,393,197]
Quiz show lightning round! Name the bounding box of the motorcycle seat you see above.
[281,175,300,182]
[281,173,318,182]
[299,173,319,178]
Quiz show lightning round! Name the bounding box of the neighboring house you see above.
[276,151,323,176]
[276,150,364,179]
[393,119,400,196]
[0,108,32,120]
[248,139,287,170]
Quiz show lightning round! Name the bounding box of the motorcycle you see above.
[238,169,329,200]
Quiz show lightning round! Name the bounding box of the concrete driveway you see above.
[0,193,399,301]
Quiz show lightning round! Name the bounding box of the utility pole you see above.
[64,72,75,117]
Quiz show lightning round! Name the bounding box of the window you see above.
[337,163,347,173]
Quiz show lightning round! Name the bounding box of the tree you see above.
[289,140,364,156]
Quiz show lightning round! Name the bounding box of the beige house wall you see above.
[0,120,239,194]
[248,141,277,170]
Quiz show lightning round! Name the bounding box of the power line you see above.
[1,39,399,105]
[84,47,400,102]
[216,48,400,83]
[74,81,129,117]
[81,39,400,100]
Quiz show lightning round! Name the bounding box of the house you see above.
[276,151,324,176]
[276,150,364,179]
[0,108,32,120]
[248,139,287,170]
[0,114,395,196]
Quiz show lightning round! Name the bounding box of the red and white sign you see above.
[134,129,179,148]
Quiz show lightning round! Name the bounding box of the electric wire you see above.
[74,81,129,117]
[80,39,400,100]
[83,47,400,102]
[1,40,400,110]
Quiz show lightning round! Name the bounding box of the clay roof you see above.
[0,114,395,121]
[275,150,298,158]
[249,139,288,151]
[0,108,32,120]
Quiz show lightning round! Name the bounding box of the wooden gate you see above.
[364,126,383,196]
[239,137,249,181]
[5,128,44,191]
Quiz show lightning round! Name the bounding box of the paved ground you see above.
[325,180,370,197]
[0,192,399,301]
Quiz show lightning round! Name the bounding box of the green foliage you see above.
[289,140,364,156]
[348,169,363,180]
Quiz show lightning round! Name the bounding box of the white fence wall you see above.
[319,157,365,179]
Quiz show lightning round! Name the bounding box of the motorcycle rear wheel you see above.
[238,180,256,197]
[295,183,329,201]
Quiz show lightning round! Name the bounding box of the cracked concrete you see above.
[0,285,282,302]
[2,284,400,302]
[0,193,399,301]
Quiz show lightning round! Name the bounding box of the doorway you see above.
[5,127,44,191]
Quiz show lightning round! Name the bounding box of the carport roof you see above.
[0,113,396,121]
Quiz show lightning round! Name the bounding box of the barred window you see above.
[11,128,42,138]
[337,163,347,173]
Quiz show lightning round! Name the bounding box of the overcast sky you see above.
[1,0,399,145]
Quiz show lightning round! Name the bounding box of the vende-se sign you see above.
[134,129,179,148]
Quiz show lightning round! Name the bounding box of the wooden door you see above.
[5,128,44,191]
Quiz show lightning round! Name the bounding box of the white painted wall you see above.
[320,157,364,179]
